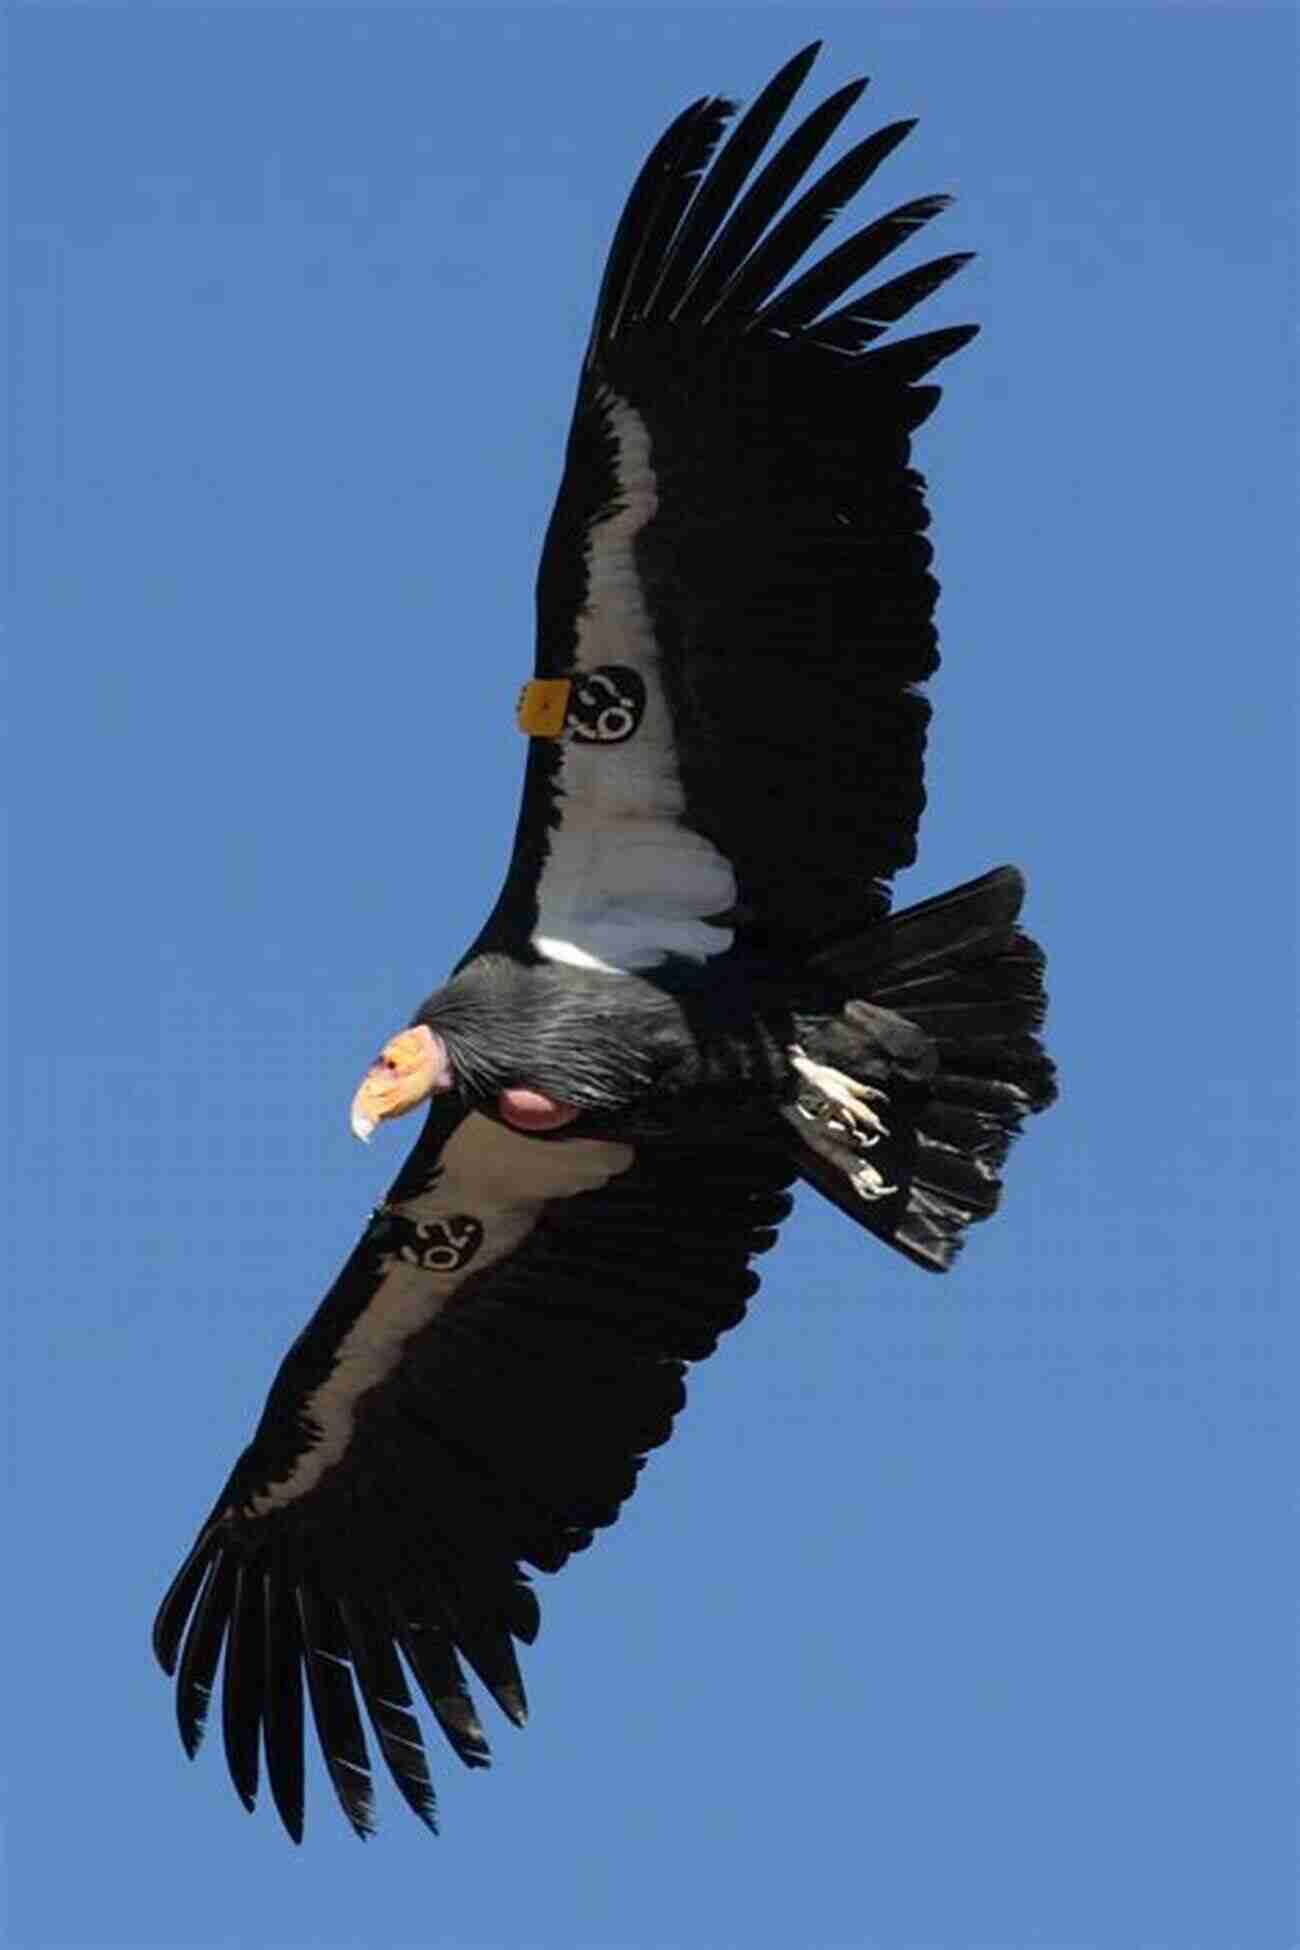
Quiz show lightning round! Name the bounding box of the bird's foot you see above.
[789,1048,891,1146]
[849,1158,898,1202]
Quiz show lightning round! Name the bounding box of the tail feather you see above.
[787,867,1056,1271]
[816,866,1029,983]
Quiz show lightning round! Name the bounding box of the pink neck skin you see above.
[496,1086,583,1133]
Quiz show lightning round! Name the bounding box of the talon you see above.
[790,1049,891,1143]
[852,1161,898,1201]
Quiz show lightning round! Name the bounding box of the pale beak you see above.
[350,1025,446,1141]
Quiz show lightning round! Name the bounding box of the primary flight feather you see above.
[154,43,1056,1840]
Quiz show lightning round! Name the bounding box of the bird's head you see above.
[350,1024,453,1142]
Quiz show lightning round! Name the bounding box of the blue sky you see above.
[7,6,1295,1947]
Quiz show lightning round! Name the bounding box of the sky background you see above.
[7,6,1296,1948]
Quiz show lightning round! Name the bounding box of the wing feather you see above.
[220,1563,264,1812]
[699,120,919,324]
[754,194,953,332]
[643,41,823,322]
[338,1597,439,1832]
[262,1563,306,1842]
[153,1523,219,1677]
[804,250,975,352]
[391,1596,493,1766]
[176,1548,236,1759]
[668,77,869,324]
[587,96,720,354]
[297,1585,376,1839]
[602,98,734,345]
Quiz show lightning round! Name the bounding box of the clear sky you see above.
[8,6,1295,1948]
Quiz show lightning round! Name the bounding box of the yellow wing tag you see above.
[516,678,572,739]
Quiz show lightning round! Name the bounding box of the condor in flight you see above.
[154,44,1056,1839]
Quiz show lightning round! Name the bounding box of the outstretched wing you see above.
[154,1096,793,1839]
[468,43,975,975]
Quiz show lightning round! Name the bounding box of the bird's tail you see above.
[781,867,1056,1270]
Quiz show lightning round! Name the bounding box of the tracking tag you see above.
[516,679,572,738]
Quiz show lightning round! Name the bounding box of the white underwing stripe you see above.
[532,389,736,973]
[248,1117,634,1514]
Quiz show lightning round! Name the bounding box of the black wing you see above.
[154,1096,793,1838]
[468,43,975,974]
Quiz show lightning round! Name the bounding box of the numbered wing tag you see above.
[517,666,647,746]
[383,1212,485,1274]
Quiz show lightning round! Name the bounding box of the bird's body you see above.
[421,955,780,1124]
[419,952,799,1134]
[154,44,1056,1841]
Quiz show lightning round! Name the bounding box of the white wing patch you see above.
[247,1116,633,1515]
[532,389,736,973]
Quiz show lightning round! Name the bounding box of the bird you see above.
[153,41,1057,1842]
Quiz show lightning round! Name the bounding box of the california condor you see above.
[154,42,1056,1840]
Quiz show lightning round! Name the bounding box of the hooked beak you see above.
[350,1024,449,1141]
